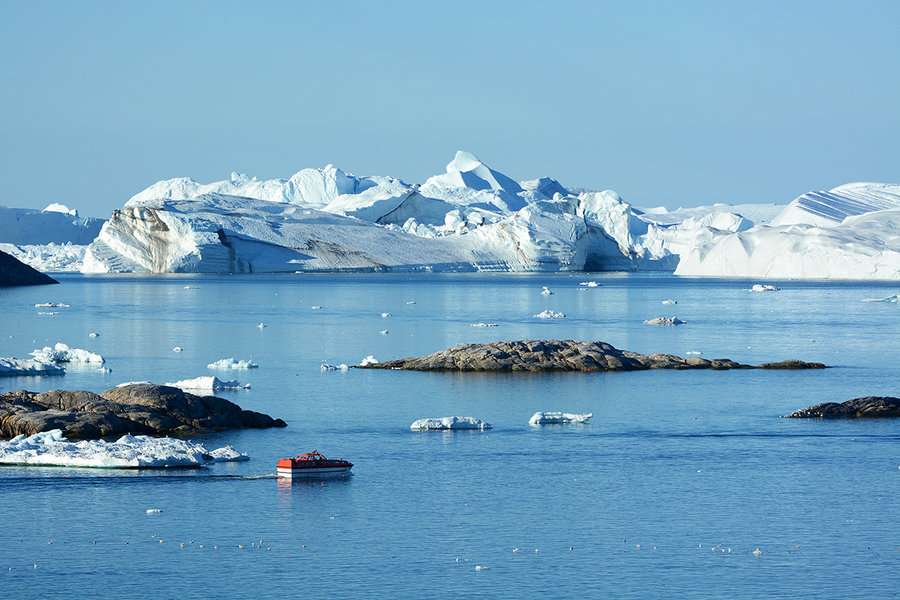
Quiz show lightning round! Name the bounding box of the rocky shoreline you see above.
[0,383,286,440]
[357,340,827,372]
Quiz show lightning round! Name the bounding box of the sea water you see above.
[1,273,898,599]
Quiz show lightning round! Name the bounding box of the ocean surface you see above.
[1,272,899,599]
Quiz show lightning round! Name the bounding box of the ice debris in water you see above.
[257,322,266,328]
[643,317,686,326]
[529,412,593,425]
[34,302,69,308]
[30,342,104,364]
[533,310,565,319]
[359,355,379,366]
[172,347,182,352]
[749,284,780,292]
[381,312,391,318]
[89,332,99,337]
[541,286,553,295]
[470,322,498,327]
[146,508,162,514]
[862,295,899,302]
[207,358,258,370]
[380,330,389,335]
[579,281,601,287]
[0,429,249,468]
[165,376,250,392]
[662,299,677,305]
[410,416,492,430]
[321,363,349,372]
[685,350,702,355]
[0,357,65,376]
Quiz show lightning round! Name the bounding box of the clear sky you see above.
[2,0,898,217]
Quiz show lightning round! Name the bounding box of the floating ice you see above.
[662,299,677,305]
[184,285,199,289]
[862,295,899,303]
[0,429,249,468]
[0,357,65,377]
[30,343,104,364]
[311,306,322,310]
[360,355,379,366]
[380,329,389,335]
[541,286,553,295]
[533,310,565,319]
[37,311,59,315]
[164,376,250,392]
[34,302,69,308]
[381,312,391,318]
[579,281,601,287]
[207,358,258,370]
[470,322,498,327]
[146,508,162,514]
[172,347,182,352]
[89,332,99,337]
[406,301,416,305]
[749,284,780,292]
[410,416,492,430]
[321,363,349,372]
[643,317,686,326]
[529,412,593,425]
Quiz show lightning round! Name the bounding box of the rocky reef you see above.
[357,340,827,372]
[0,383,286,439]
[0,249,58,286]
[786,396,900,418]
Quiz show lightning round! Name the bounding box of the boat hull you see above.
[276,466,352,478]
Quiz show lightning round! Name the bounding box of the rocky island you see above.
[0,383,286,439]
[357,340,827,372]
[786,396,900,418]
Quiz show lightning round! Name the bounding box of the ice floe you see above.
[321,363,349,372]
[410,416,492,430]
[579,281,601,287]
[359,355,379,366]
[30,343,104,364]
[862,295,899,302]
[643,317,686,326]
[661,299,677,305]
[164,376,250,392]
[0,357,65,377]
[541,286,553,295]
[207,358,258,370]
[528,412,593,425]
[749,284,780,292]
[34,302,69,308]
[381,312,391,318]
[533,310,565,319]
[0,429,248,468]
[470,322,498,327]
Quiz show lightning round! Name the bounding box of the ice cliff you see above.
[0,205,105,272]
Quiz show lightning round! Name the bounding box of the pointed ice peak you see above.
[230,172,256,184]
[42,203,78,217]
[425,151,523,194]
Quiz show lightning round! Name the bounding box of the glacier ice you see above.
[749,284,779,292]
[410,416,492,430]
[0,357,65,377]
[0,429,248,468]
[30,343,104,364]
[359,355,379,366]
[207,358,258,370]
[165,376,250,392]
[529,412,593,425]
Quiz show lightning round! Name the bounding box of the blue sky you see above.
[2,0,898,217]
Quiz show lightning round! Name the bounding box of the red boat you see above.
[276,451,353,478]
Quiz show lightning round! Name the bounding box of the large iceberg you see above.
[0,429,247,468]
[30,343,105,364]
[0,205,105,271]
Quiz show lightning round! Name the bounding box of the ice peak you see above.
[425,150,523,194]
[43,203,78,217]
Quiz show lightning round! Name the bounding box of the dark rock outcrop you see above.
[0,383,286,439]
[357,340,827,372]
[0,250,58,286]
[786,396,900,419]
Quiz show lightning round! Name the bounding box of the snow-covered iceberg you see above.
[207,358,258,370]
[528,412,593,425]
[0,357,65,377]
[0,429,247,468]
[164,376,250,392]
[0,205,105,271]
[30,343,104,364]
[643,317,686,326]
[410,416,492,430]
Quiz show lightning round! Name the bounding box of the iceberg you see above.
[207,358,258,370]
[165,376,250,392]
[643,317,686,326]
[749,284,779,292]
[0,205,105,271]
[528,412,593,425]
[533,310,565,319]
[0,429,248,468]
[0,357,65,377]
[30,342,104,364]
[410,416,492,430]
[359,355,379,366]
[862,295,899,303]
[320,363,349,372]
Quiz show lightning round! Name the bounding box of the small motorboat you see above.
[276,451,353,478]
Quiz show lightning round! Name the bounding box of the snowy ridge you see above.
[770,182,900,227]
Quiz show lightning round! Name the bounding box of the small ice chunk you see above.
[661,299,677,305]
[529,412,592,425]
[311,306,322,310]
[172,347,182,352]
[470,323,498,327]
[96,366,112,373]
[749,284,779,292]
[146,508,162,514]
[475,565,490,571]
[34,302,69,308]
[89,332,99,337]
[207,358,258,370]
[380,330,389,335]
[165,376,250,392]
[685,350,702,355]
[257,323,266,328]
[30,343,104,364]
[579,281,601,287]
[381,312,391,318]
[533,310,565,319]
[862,295,899,303]
[184,286,199,289]
[406,301,416,305]
[359,355,379,366]
[643,317,685,326]
[541,287,553,295]
[410,416,492,430]
[321,363,349,372]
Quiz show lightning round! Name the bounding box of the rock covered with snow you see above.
[360,340,827,372]
[0,384,286,439]
[528,412,593,425]
[410,416,492,430]
[0,429,248,468]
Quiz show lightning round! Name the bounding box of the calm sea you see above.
[1,273,898,599]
